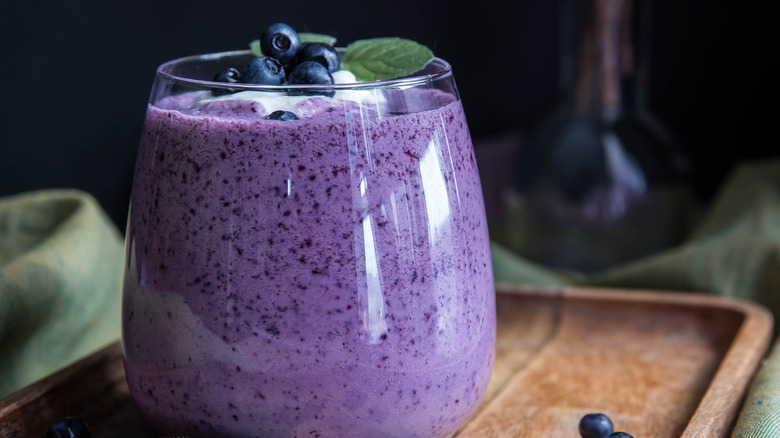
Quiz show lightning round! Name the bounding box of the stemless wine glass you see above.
[122,49,496,438]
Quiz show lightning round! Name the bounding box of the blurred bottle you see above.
[495,0,693,273]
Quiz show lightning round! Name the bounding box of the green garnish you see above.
[249,39,263,57]
[298,33,337,46]
[340,37,434,82]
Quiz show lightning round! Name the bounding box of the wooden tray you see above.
[0,286,773,437]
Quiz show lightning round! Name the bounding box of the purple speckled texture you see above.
[122,89,496,438]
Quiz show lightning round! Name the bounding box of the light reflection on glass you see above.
[600,132,647,219]
[402,180,418,266]
[604,132,646,193]
[355,172,387,344]
[361,212,387,343]
[389,192,403,252]
[438,114,463,210]
[419,138,452,246]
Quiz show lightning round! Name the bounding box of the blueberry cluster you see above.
[579,413,633,438]
[213,23,340,90]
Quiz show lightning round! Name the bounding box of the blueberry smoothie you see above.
[123,54,495,437]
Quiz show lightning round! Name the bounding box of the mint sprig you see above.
[341,38,434,82]
[298,33,337,46]
[249,39,263,57]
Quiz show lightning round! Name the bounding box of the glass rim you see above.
[156,49,454,91]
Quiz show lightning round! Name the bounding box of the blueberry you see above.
[213,67,241,83]
[243,57,285,85]
[296,42,340,72]
[579,413,614,438]
[211,67,242,96]
[260,23,301,64]
[287,61,335,96]
[608,433,633,438]
[265,110,299,121]
[46,417,91,438]
[288,61,334,86]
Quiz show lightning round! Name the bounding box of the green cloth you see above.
[0,189,123,398]
[735,344,780,437]
[491,159,780,436]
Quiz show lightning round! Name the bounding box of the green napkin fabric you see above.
[491,159,780,436]
[734,343,780,437]
[0,189,123,398]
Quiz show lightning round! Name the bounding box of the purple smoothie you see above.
[123,85,495,437]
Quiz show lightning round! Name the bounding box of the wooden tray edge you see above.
[682,296,773,436]
[497,283,776,320]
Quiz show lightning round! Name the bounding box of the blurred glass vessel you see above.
[121,50,495,437]
[500,0,693,272]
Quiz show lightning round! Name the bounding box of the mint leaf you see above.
[249,39,263,57]
[341,37,434,82]
[299,33,337,46]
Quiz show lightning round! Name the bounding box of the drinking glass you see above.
[122,50,496,437]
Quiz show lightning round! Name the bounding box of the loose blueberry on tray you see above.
[579,413,614,438]
[46,417,91,438]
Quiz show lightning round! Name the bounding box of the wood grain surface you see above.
[0,286,772,437]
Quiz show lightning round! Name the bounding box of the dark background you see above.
[1,0,775,229]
